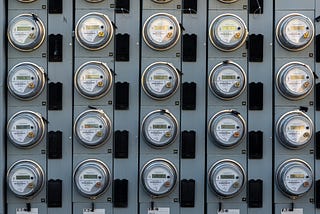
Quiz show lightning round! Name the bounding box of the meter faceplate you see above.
[209,13,248,52]
[141,158,177,197]
[276,110,313,149]
[208,159,245,198]
[143,13,181,51]
[208,110,246,148]
[276,13,314,51]
[7,160,44,199]
[142,110,178,148]
[7,111,45,148]
[8,14,46,51]
[142,62,180,100]
[209,61,246,100]
[8,62,45,100]
[75,12,113,50]
[74,110,112,148]
[74,159,111,199]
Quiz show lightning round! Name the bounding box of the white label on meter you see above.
[148,69,172,93]
[11,69,35,93]
[148,208,170,214]
[79,117,104,142]
[11,118,34,143]
[281,208,303,214]
[284,167,310,192]
[78,168,103,192]
[285,118,310,145]
[146,167,172,192]
[16,208,38,214]
[216,69,240,93]
[216,118,240,142]
[215,168,240,193]
[79,68,104,92]
[217,19,242,43]
[147,118,172,142]
[83,209,105,214]
[80,18,104,43]
[11,168,34,193]
[285,19,310,45]
[148,18,175,44]
[218,209,240,214]
[285,68,309,93]
[11,20,36,44]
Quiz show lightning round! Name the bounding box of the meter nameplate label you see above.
[285,68,308,93]
[12,69,35,93]
[83,209,105,214]
[217,209,240,214]
[79,118,104,142]
[281,208,303,214]
[80,18,104,43]
[216,118,238,142]
[80,68,104,92]
[148,18,175,44]
[285,168,309,191]
[12,20,35,44]
[147,168,170,191]
[16,208,38,214]
[217,19,242,43]
[147,118,171,142]
[148,208,170,214]
[11,169,33,193]
[216,69,239,93]
[11,119,34,142]
[216,170,239,192]
[285,118,310,144]
[285,19,309,44]
[79,168,102,192]
[148,69,171,93]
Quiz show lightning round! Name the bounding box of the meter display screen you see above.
[142,62,180,100]
[276,110,313,149]
[7,160,44,199]
[76,12,113,50]
[143,13,181,51]
[141,159,177,197]
[74,159,110,198]
[7,111,45,148]
[276,13,314,51]
[75,61,113,99]
[74,110,111,148]
[276,62,313,100]
[209,14,248,51]
[142,110,178,148]
[8,62,45,100]
[209,110,246,148]
[208,159,245,198]
[276,159,313,198]
[7,14,45,51]
[209,61,246,100]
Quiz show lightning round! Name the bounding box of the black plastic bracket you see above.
[180,179,195,207]
[316,132,320,160]
[48,131,62,159]
[182,82,196,110]
[48,0,62,14]
[249,34,264,62]
[113,179,128,207]
[249,131,263,159]
[114,130,129,159]
[115,82,129,110]
[249,0,263,14]
[183,0,197,14]
[49,34,63,62]
[183,34,197,62]
[48,179,62,207]
[316,180,320,208]
[316,35,320,62]
[116,34,130,62]
[48,82,63,110]
[249,82,263,110]
[181,131,196,159]
[115,0,130,13]
[248,179,263,208]
[316,83,320,111]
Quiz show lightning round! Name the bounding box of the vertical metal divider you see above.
[272,1,276,214]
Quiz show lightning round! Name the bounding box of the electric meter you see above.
[276,62,313,100]
[8,62,45,100]
[276,13,314,51]
[276,110,313,149]
[74,110,112,148]
[209,61,246,100]
[75,61,113,99]
[75,12,113,50]
[7,160,44,199]
[74,159,111,199]
[208,159,245,198]
[7,111,45,148]
[7,13,45,51]
[209,14,248,51]
[141,158,177,197]
[142,13,181,51]
[208,110,246,148]
[142,62,180,100]
[217,0,239,3]
[151,0,173,3]
[276,159,313,199]
[142,110,178,148]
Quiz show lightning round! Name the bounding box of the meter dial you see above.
[276,159,313,199]
[209,61,246,100]
[276,62,314,100]
[151,0,173,3]
[143,13,181,51]
[74,159,111,199]
[276,13,314,51]
[7,160,44,199]
[7,111,45,148]
[74,61,113,99]
[8,62,45,100]
[142,110,178,148]
[8,14,45,51]
[74,110,112,148]
[141,158,177,197]
[209,14,248,52]
[276,110,313,149]
[208,110,246,148]
[208,159,245,198]
[75,12,113,50]
[142,62,180,100]
[217,0,239,3]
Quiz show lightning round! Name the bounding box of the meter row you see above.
[7,12,314,52]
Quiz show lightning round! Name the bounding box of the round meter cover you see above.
[143,13,181,51]
[75,61,113,99]
[276,159,313,199]
[75,12,113,50]
[8,62,45,100]
[208,110,246,148]
[209,13,248,51]
[276,110,313,149]
[218,0,239,3]
[208,159,245,198]
[142,62,180,100]
[85,0,104,2]
[276,62,313,100]
[142,110,178,148]
[276,13,314,51]
[17,0,37,2]
[74,159,111,198]
[8,13,46,51]
[7,160,44,199]
[74,110,112,148]
[151,0,173,3]
[7,111,45,148]
[141,158,177,197]
[209,61,246,100]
